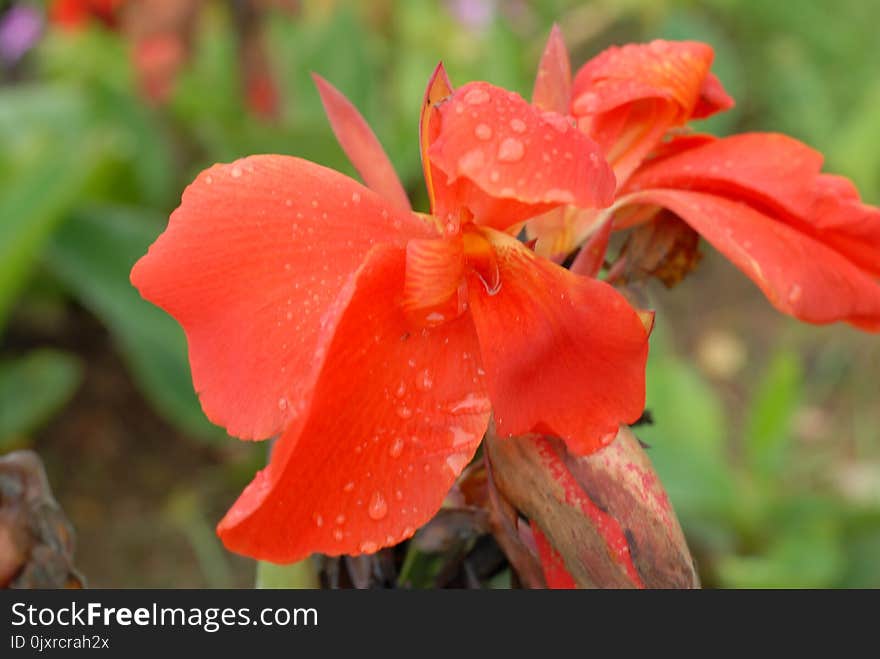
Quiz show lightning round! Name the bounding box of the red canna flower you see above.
[130,66,651,562]
[528,27,880,331]
[50,0,122,29]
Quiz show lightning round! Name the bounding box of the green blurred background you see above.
[1,0,878,587]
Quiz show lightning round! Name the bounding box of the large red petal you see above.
[429,81,615,231]
[625,133,880,275]
[571,40,729,184]
[624,189,880,331]
[466,230,649,454]
[131,156,433,440]
[532,24,572,115]
[217,246,490,562]
[572,40,718,119]
[313,74,412,212]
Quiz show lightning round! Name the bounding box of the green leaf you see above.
[638,329,736,522]
[0,139,100,331]
[716,514,844,588]
[744,349,802,478]
[0,349,82,447]
[44,205,222,441]
[256,559,320,589]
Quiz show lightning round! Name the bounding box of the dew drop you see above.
[278,397,288,411]
[458,148,485,172]
[389,437,405,458]
[450,425,475,447]
[351,191,361,203]
[497,138,524,163]
[284,198,293,207]
[396,406,413,420]
[394,489,403,501]
[541,111,570,133]
[313,513,324,528]
[368,492,388,520]
[335,514,346,525]
[403,526,415,538]
[463,87,490,105]
[474,123,493,140]
[343,481,355,493]
[450,393,492,414]
[395,381,407,398]
[230,166,243,178]
[415,369,434,392]
[510,118,527,133]
[489,170,500,183]
[446,452,470,474]
[205,175,213,184]
[359,540,379,553]
[788,284,803,303]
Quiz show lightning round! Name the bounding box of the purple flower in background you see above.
[0,4,43,65]
[445,0,495,30]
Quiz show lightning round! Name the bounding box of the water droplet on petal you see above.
[545,188,575,204]
[333,529,344,541]
[231,166,243,178]
[510,118,526,133]
[474,123,493,140]
[395,381,407,397]
[278,397,288,411]
[359,540,378,553]
[336,514,346,525]
[458,148,485,172]
[463,87,490,105]
[351,191,361,203]
[396,406,413,419]
[368,492,388,520]
[205,175,213,184]
[446,452,470,474]
[403,526,415,538]
[541,111,571,133]
[489,170,500,183]
[497,138,524,163]
[788,284,802,303]
[415,369,433,392]
[394,490,403,501]
[450,426,475,447]
[385,438,403,459]
[449,393,492,415]
[313,513,323,527]
[343,481,355,493]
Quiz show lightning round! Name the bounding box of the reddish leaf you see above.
[314,74,411,211]
[532,24,572,115]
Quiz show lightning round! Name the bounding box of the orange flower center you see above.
[402,223,501,328]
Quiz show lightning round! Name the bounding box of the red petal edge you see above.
[131,155,432,440]
[218,245,491,562]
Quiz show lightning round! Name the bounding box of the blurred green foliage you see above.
[0,0,877,587]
